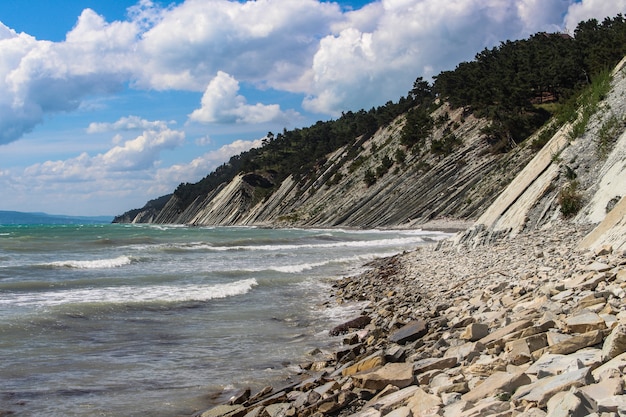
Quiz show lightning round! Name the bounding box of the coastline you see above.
[191,220,626,417]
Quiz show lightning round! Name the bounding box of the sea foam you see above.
[2,278,258,307]
[47,255,133,269]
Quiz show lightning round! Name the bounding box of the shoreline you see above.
[191,220,626,417]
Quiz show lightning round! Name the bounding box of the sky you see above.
[0,0,624,216]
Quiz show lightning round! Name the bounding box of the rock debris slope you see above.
[193,223,626,417]
[190,58,626,417]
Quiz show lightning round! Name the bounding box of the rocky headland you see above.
[190,220,626,417]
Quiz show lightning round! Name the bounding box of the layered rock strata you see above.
[193,222,626,417]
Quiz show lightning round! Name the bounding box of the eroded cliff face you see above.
[117,102,538,228]
[458,57,626,251]
[117,58,626,240]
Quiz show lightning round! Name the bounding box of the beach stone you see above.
[579,377,623,405]
[200,404,245,417]
[602,323,626,360]
[389,319,428,344]
[229,388,251,405]
[262,403,290,417]
[545,330,605,355]
[384,345,407,363]
[353,362,414,391]
[413,356,458,374]
[461,323,489,341]
[545,390,592,417]
[512,367,593,406]
[592,352,626,381]
[584,262,612,272]
[344,408,381,417]
[526,351,602,377]
[505,339,532,365]
[248,386,273,404]
[242,407,263,417]
[596,395,626,413]
[384,406,412,417]
[330,316,372,336]
[407,387,442,417]
[458,399,511,417]
[461,371,531,403]
[444,341,484,363]
[546,332,574,346]
[464,355,507,376]
[478,320,533,348]
[566,312,607,333]
[518,408,547,417]
[342,352,385,376]
[366,385,419,413]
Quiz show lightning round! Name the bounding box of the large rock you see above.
[544,330,605,355]
[478,320,533,348]
[343,352,385,377]
[329,316,372,336]
[512,367,593,406]
[565,312,607,334]
[545,391,593,417]
[389,319,428,345]
[413,357,458,374]
[461,371,531,403]
[461,323,489,341]
[601,323,626,360]
[353,363,415,391]
[406,387,442,417]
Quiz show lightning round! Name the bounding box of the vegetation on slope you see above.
[120,15,626,219]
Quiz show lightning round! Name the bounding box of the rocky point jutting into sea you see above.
[186,60,626,416]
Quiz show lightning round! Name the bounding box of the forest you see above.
[170,15,626,211]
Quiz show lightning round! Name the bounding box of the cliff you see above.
[457,56,626,251]
[115,60,626,251]
[115,102,538,229]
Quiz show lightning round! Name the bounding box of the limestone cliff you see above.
[115,102,538,228]
[457,57,626,251]
[115,59,626,253]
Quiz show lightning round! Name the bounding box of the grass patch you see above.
[558,181,584,218]
[596,113,624,158]
[569,70,612,140]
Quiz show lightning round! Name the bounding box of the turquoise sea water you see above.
[0,223,449,416]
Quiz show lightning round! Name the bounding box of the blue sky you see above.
[0,0,623,216]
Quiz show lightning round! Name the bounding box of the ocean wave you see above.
[155,235,428,253]
[0,278,258,307]
[45,255,133,269]
[223,236,426,251]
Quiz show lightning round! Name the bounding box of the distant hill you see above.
[0,211,113,225]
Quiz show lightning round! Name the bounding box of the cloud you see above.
[87,115,172,133]
[564,0,626,32]
[153,138,263,191]
[134,0,341,91]
[303,0,575,114]
[0,9,137,145]
[188,71,297,124]
[3,135,261,215]
[24,127,184,179]
[1,0,625,147]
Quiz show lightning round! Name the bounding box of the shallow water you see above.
[0,224,449,416]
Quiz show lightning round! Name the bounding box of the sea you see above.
[0,223,450,416]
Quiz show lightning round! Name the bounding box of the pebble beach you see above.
[193,221,626,417]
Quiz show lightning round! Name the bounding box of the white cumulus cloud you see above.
[87,116,172,133]
[564,0,626,32]
[189,71,297,124]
